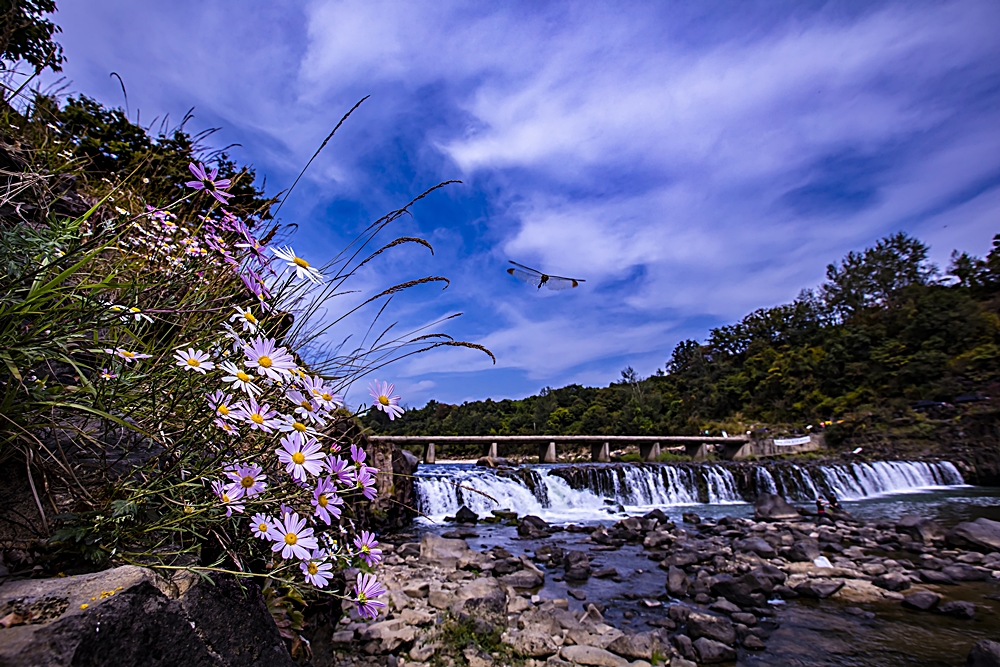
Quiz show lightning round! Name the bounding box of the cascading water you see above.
[415,460,965,523]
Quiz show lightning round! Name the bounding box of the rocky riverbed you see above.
[310,495,1000,667]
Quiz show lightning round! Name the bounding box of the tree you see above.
[1,0,64,72]
[822,232,937,318]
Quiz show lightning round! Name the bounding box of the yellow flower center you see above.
[241,475,256,488]
[258,355,272,368]
[184,506,193,514]
[293,256,309,268]
[222,493,231,503]
[293,422,307,432]
[307,562,318,575]
[186,357,201,367]
[321,393,333,401]
[361,545,370,554]
[357,593,368,604]
[218,404,230,416]
[130,307,141,313]
[243,312,257,324]
[284,532,297,545]
[300,400,312,411]
[378,395,390,406]
[258,522,268,532]
[318,494,328,508]
[122,350,135,359]
[250,413,264,424]
[292,452,306,465]
[236,371,251,382]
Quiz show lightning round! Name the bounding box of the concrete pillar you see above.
[539,441,557,463]
[424,442,436,464]
[640,442,661,462]
[685,442,708,461]
[591,442,611,463]
[489,442,498,459]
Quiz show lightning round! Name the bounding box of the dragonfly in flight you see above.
[506,261,585,290]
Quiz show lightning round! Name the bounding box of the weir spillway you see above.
[414,460,965,523]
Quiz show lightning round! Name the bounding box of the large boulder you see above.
[420,534,470,568]
[941,564,989,582]
[666,566,690,597]
[517,515,551,539]
[505,629,558,657]
[787,541,821,562]
[947,518,1000,553]
[901,591,940,611]
[873,572,911,592]
[559,645,628,667]
[450,577,508,632]
[693,637,736,664]
[794,579,845,599]
[895,515,945,543]
[0,566,294,667]
[734,537,776,558]
[754,494,799,521]
[685,612,736,645]
[454,505,479,523]
[968,640,1000,667]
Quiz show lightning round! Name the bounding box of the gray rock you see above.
[939,600,976,619]
[709,599,741,614]
[501,570,544,589]
[420,534,470,568]
[0,566,294,667]
[941,564,989,582]
[948,518,1000,553]
[734,537,776,558]
[360,619,417,652]
[754,493,800,521]
[672,633,696,661]
[731,612,757,626]
[559,645,629,667]
[450,577,507,632]
[606,631,660,660]
[896,515,946,543]
[455,505,479,523]
[873,572,911,592]
[517,515,551,538]
[709,575,756,607]
[742,634,766,650]
[666,566,690,597]
[682,512,701,524]
[686,612,736,645]
[968,640,1000,667]
[788,540,822,562]
[670,657,698,667]
[919,569,957,585]
[901,591,940,611]
[693,637,737,663]
[508,629,558,657]
[794,579,845,599]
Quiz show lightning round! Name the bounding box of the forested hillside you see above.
[364,232,1000,438]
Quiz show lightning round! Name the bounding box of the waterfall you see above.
[414,460,965,523]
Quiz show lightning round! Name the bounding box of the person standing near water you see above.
[816,496,828,516]
[828,493,842,512]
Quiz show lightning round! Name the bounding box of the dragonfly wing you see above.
[507,267,543,287]
[542,276,581,290]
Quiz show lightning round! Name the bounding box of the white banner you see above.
[774,436,811,446]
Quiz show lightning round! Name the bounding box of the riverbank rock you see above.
[902,591,941,611]
[0,566,294,667]
[559,644,629,667]
[753,494,799,521]
[968,640,1000,667]
[420,534,470,568]
[896,515,945,543]
[693,637,736,664]
[947,518,1000,552]
[517,515,551,539]
[454,506,479,523]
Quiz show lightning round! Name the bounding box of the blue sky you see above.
[42,0,1000,407]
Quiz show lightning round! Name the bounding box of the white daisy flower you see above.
[229,306,260,333]
[277,433,325,481]
[271,246,324,284]
[276,414,320,439]
[103,348,152,363]
[219,361,262,396]
[242,336,297,381]
[251,513,274,540]
[267,511,318,560]
[173,348,215,374]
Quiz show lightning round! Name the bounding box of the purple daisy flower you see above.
[301,551,334,588]
[350,444,367,467]
[234,397,280,433]
[243,336,297,381]
[186,162,234,204]
[277,433,325,482]
[368,380,404,420]
[267,511,318,561]
[311,476,343,525]
[355,466,378,501]
[324,455,354,486]
[354,530,382,567]
[224,463,267,500]
[353,572,387,620]
[211,479,245,517]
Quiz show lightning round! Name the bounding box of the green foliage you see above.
[0,0,63,71]
[366,231,1000,438]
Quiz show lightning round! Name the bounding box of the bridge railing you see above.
[367,434,752,463]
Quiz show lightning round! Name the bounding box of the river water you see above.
[410,460,1000,666]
